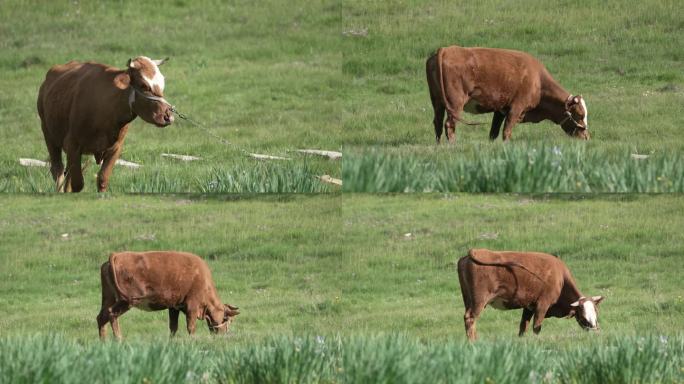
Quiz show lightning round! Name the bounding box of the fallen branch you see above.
[115,159,142,169]
[318,175,342,186]
[249,153,291,161]
[296,149,342,160]
[162,153,202,161]
[19,158,48,167]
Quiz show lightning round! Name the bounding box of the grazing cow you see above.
[426,46,589,143]
[457,249,603,341]
[37,56,175,192]
[97,251,240,340]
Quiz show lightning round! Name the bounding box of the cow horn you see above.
[570,300,580,307]
[565,95,575,110]
[224,304,240,316]
[591,295,604,304]
[127,58,137,69]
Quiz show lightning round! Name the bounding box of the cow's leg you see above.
[444,98,467,144]
[518,308,534,336]
[65,149,84,192]
[97,308,109,340]
[532,303,550,335]
[169,308,180,337]
[97,295,117,340]
[502,107,525,142]
[97,262,116,340]
[185,308,200,335]
[96,144,123,192]
[47,145,65,192]
[108,301,131,341]
[489,111,505,141]
[40,120,66,191]
[433,105,445,144]
[464,299,488,341]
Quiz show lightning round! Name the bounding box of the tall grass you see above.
[343,145,684,192]
[1,334,682,383]
[0,158,336,193]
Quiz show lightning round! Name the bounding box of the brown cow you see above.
[97,251,239,340]
[37,56,175,192]
[426,46,589,143]
[457,249,603,341]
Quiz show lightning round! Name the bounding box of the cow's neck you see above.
[559,273,584,308]
[116,72,137,126]
[539,75,571,124]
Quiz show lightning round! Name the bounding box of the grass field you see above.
[0,1,342,193]
[1,194,682,381]
[341,0,684,191]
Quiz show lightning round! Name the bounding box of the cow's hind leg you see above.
[489,111,505,141]
[40,121,66,191]
[98,262,116,340]
[108,301,131,341]
[47,144,65,192]
[464,299,488,341]
[518,308,534,336]
[444,98,467,144]
[65,149,84,192]
[432,104,445,144]
[97,293,117,340]
[97,307,111,340]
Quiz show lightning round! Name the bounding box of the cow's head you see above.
[205,304,240,334]
[570,296,603,331]
[126,56,174,127]
[561,95,589,140]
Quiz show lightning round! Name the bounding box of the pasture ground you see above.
[0,1,341,193]
[341,0,684,191]
[1,194,682,382]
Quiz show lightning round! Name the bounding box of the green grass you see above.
[1,194,683,380]
[1,194,682,340]
[2,334,683,383]
[343,144,684,192]
[0,0,342,193]
[340,0,684,189]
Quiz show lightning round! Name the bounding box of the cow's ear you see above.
[565,310,576,318]
[592,296,604,305]
[153,57,169,66]
[570,300,580,307]
[114,73,130,90]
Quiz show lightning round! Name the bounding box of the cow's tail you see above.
[437,47,484,126]
[108,253,134,302]
[467,250,545,282]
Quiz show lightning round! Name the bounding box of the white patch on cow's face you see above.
[140,56,165,93]
[579,98,588,128]
[582,300,597,328]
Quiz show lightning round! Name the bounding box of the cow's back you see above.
[458,249,565,308]
[110,251,211,307]
[38,61,117,136]
[439,46,546,109]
